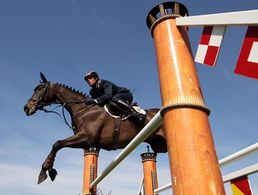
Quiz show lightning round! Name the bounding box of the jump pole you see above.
[82,148,99,195]
[146,2,225,194]
[140,146,159,195]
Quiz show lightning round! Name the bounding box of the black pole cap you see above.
[146,1,189,32]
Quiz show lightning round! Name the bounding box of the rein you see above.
[40,100,86,130]
[31,82,87,130]
[40,104,73,129]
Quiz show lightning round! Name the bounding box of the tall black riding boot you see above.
[116,100,146,122]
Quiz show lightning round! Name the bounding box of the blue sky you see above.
[0,1,257,194]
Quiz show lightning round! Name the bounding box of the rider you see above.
[84,70,146,122]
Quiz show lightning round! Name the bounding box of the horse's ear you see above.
[40,72,48,83]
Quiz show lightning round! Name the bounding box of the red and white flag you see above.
[195,26,226,66]
[234,26,258,79]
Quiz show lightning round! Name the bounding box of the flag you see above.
[230,175,253,195]
[195,25,226,66]
[234,26,258,79]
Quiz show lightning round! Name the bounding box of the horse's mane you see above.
[55,82,88,98]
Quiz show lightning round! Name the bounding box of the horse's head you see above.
[24,73,52,116]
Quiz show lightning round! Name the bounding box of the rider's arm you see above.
[95,80,113,104]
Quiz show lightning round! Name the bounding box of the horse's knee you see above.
[52,141,61,151]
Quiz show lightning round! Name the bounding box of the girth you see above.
[112,118,122,149]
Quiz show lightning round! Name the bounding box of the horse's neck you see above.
[54,84,86,114]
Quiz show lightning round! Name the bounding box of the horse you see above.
[24,73,167,184]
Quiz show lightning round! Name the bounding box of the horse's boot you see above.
[49,168,58,181]
[38,169,48,184]
[115,100,146,122]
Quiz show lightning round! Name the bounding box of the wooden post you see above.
[82,148,99,195]
[146,2,225,194]
[141,146,158,195]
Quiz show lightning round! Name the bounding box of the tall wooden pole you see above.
[82,148,99,195]
[146,2,225,194]
[141,146,158,195]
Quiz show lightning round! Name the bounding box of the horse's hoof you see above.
[49,168,58,181]
[38,170,48,184]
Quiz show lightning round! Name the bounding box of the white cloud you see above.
[0,163,82,195]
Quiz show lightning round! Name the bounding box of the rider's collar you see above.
[93,79,102,88]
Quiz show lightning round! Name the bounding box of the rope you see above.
[160,97,210,116]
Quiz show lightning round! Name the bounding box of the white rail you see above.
[153,183,172,194]
[223,163,258,183]
[137,177,144,195]
[154,142,258,194]
[154,164,258,194]
[176,9,258,26]
[90,111,163,189]
[219,142,258,167]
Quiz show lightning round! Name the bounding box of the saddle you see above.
[104,101,146,120]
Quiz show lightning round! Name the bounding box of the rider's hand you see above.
[86,98,98,105]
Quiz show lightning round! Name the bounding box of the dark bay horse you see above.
[24,73,167,184]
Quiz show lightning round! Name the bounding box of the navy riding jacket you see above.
[90,80,130,104]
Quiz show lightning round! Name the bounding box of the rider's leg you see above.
[112,93,146,122]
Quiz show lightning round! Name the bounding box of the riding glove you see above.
[86,98,98,105]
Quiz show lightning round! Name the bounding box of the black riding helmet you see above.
[84,71,99,81]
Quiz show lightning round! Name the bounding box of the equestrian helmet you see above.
[84,71,99,80]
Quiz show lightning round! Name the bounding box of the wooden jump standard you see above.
[146,2,225,194]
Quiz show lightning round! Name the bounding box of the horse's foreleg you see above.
[38,133,88,184]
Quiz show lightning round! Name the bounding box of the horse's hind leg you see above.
[38,133,88,184]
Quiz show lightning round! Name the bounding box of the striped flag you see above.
[230,175,253,195]
[195,26,226,66]
[234,26,258,79]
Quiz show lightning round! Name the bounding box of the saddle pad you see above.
[104,105,120,118]
[104,105,130,120]
[104,105,146,120]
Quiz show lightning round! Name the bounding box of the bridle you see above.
[28,82,87,130]
[29,82,50,110]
